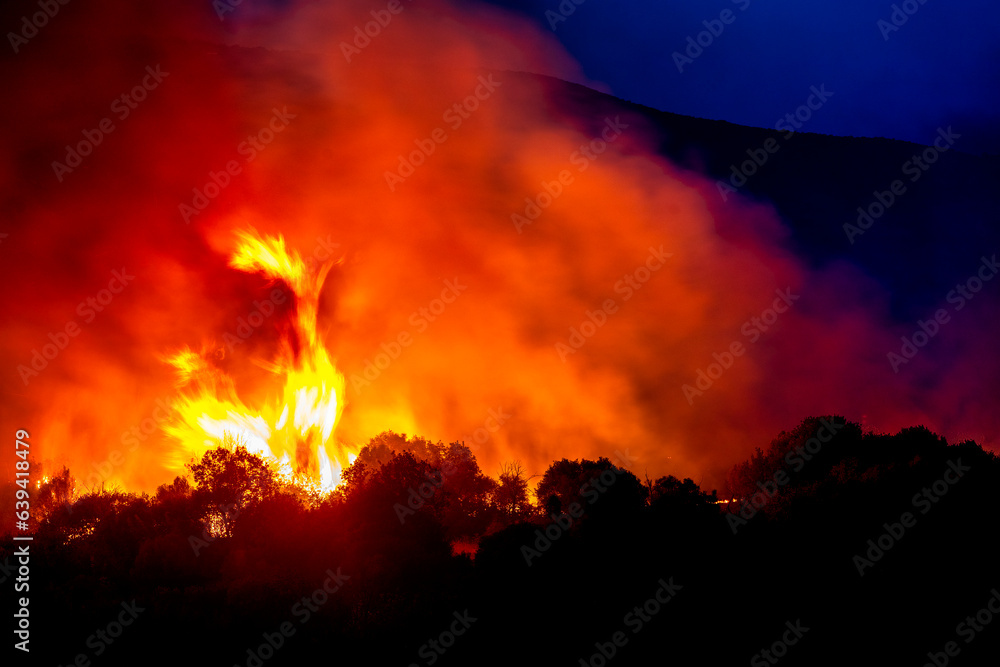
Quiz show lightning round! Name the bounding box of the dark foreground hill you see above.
[4,417,1000,666]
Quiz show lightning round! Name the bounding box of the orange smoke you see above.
[1,0,996,498]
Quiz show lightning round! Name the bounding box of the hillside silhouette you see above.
[4,416,999,666]
[518,70,1000,321]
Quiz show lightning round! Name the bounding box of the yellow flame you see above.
[162,229,350,492]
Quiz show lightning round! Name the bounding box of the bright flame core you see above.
[163,230,350,491]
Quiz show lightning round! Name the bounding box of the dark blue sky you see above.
[482,0,1000,154]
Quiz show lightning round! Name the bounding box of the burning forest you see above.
[2,0,999,665]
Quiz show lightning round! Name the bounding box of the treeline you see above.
[3,417,1000,666]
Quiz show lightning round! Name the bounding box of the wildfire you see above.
[162,229,351,491]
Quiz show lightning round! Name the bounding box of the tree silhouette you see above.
[14,416,1000,667]
[355,431,444,469]
[151,474,204,535]
[492,461,532,520]
[534,458,586,511]
[34,465,75,527]
[648,474,719,527]
[436,442,497,538]
[337,434,500,539]
[724,415,860,500]
[543,493,561,516]
[186,438,279,537]
[534,457,647,518]
[650,475,716,507]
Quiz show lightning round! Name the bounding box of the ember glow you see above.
[1,0,997,497]
[163,229,350,491]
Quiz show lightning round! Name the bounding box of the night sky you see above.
[480,0,1000,154]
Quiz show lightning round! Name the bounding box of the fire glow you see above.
[2,0,996,499]
[163,230,353,491]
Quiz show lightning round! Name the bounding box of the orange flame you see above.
[163,229,350,491]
